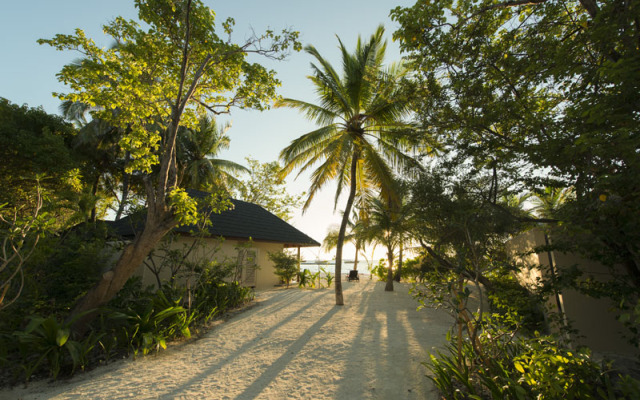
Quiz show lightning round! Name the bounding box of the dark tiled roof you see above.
[107,189,320,247]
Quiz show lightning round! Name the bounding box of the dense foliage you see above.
[426,317,640,399]
[392,0,640,303]
[389,1,640,396]
[0,99,79,218]
[268,251,298,288]
[0,224,253,385]
[37,0,300,327]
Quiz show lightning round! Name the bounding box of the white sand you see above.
[1,280,452,400]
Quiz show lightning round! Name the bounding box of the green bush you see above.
[427,315,640,399]
[13,315,102,383]
[191,280,254,323]
[371,259,387,281]
[321,268,334,288]
[297,268,312,288]
[268,251,298,288]
[401,256,438,282]
[487,276,546,335]
[107,294,188,357]
[0,224,259,384]
[0,224,114,333]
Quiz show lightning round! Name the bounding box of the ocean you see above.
[299,260,372,276]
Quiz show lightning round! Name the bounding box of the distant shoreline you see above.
[299,261,372,274]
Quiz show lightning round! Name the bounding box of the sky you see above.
[0,0,415,263]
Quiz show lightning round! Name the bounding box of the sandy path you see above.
[1,280,452,400]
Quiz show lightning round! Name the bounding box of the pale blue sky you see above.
[0,0,414,261]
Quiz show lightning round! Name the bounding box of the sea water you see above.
[299,260,372,277]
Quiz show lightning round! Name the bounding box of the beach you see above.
[1,280,452,400]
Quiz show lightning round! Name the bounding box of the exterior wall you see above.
[507,229,638,355]
[132,235,286,291]
[252,242,287,290]
[506,229,546,290]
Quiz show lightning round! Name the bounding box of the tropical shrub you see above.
[428,324,640,400]
[0,242,255,385]
[321,268,334,288]
[268,251,298,288]
[13,315,102,382]
[371,259,387,281]
[310,270,321,288]
[111,289,196,356]
[415,271,640,399]
[0,224,113,333]
[297,269,313,288]
[486,275,546,335]
[190,280,254,324]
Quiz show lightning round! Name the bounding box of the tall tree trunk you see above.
[353,242,360,272]
[71,120,182,335]
[385,244,394,291]
[335,151,360,305]
[394,242,403,282]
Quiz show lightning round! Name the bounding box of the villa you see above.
[106,189,320,290]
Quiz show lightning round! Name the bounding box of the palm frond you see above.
[278,25,417,218]
[275,97,339,127]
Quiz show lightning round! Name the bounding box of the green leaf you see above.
[514,361,525,374]
[56,328,70,347]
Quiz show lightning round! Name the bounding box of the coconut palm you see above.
[530,187,574,219]
[323,206,370,274]
[278,26,417,305]
[357,194,411,291]
[60,100,125,222]
[177,115,248,193]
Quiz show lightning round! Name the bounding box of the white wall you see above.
[132,235,286,291]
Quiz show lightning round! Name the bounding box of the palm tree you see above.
[278,26,417,305]
[530,187,574,219]
[176,115,248,193]
[60,100,125,222]
[323,206,370,274]
[357,196,410,291]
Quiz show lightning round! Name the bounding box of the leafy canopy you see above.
[392,0,640,285]
[39,0,300,174]
[0,98,80,215]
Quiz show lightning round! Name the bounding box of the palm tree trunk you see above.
[394,242,403,282]
[385,245,394,291]
[353,242,360,272]
[335,152,360,305]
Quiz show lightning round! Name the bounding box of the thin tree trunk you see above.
[90,174,100,223]
[335,151,360,306]
[394,242,403,282]
[456,276,464,368]
[385,245,394,291]
[353,242,359,272]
